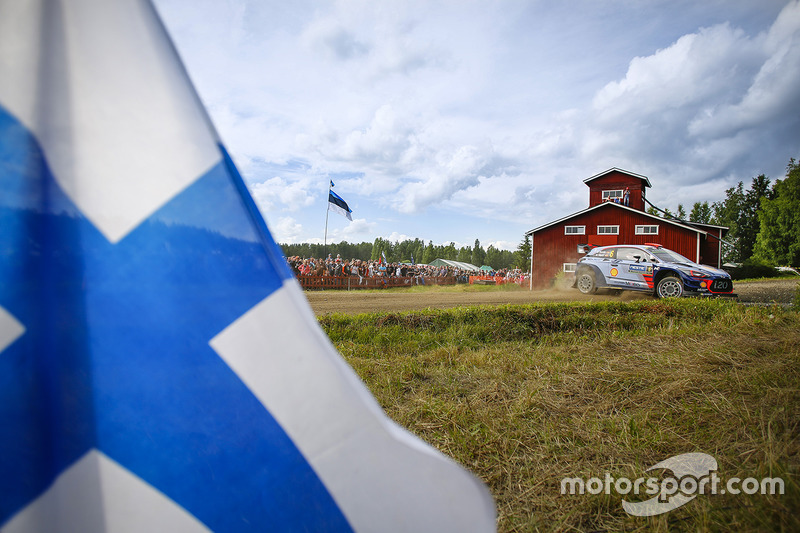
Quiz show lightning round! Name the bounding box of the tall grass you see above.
[321,300,800,532]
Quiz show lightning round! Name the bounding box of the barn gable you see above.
[583,168,651,211]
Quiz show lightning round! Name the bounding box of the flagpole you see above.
[324,180,332,256]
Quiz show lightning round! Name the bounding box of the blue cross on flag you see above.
[0,1,495,531]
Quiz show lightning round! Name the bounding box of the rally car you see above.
[573,244,735,298]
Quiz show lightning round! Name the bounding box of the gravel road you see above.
[304,278,798,316]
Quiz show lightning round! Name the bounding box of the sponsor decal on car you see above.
[628,264,653,274]
[610,267,619,277]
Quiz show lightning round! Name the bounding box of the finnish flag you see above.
[0,1,495,531]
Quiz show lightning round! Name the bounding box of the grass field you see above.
[320,298,800,532]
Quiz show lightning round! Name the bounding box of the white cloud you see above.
[384,232,414,243]
[155,0,798,246]
[272,216,304,243]
[397,144,496,212]
[248,177,316,213]
[583,1,800,192]
[486,240,517,252]
[323,218,375,242]
[689,1,800,137]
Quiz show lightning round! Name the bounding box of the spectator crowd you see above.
[286,254,469,284]
[285,254,527,287]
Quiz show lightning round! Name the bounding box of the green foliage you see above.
[442,242,457,261]
[727,257,778,280]
[689,201,712,223]
[712,174,772,263]
[484,245,502,269]
[283,237,516,268]
[422,241,435,264]
[754,159,800,266]
[471,238,486,267]
[280,240,373,260]
[514,234,531,271]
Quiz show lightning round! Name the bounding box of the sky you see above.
[153,0,800,251]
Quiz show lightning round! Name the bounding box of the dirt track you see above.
[304,278,799,316]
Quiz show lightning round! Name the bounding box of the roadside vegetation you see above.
[321,300,800,532]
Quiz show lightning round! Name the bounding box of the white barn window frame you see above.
[602,190,624,201]
[563,263,577,273]
[597,225,619,235]
[564,225,586,235]
[635,225,659,235]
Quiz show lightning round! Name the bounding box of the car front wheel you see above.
[656,275,683,298]
[576,270,597,294]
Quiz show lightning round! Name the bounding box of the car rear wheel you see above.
[576,270,597,294]
[656,275,683,298]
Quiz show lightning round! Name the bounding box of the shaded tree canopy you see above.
[754,159,800,266]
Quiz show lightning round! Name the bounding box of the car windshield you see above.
[648,248,693,264]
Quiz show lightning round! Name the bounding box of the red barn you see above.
[526,168,728,290]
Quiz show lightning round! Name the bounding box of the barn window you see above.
[563,263,577,273]
[564,225,585,235]
[597,225,619,235]
[602,190,623,201]
[635,225,659,235]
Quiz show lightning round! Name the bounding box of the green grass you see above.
[321,300,800,532]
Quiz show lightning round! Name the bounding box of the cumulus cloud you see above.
[156,0,798,246]
[303,18,370,60]
[271,216,304,243]
[324,218,375,242]
[396,144,506,212]
[248,177,316,213]
[340,105,419,167]
[587,0,800,186]
[689,1,800,137]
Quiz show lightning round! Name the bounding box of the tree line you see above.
[280,237,530,271]
[649,157,799,266]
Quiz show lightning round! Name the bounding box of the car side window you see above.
[591,249,616,260]
[616,247,641,262]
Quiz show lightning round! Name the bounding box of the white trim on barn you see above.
[635,225,659,235]
[583,168,652,188]
[564,225,586,235]
[597,225,619,235]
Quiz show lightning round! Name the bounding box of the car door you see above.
[613,247,654,290]
[587,247,617,287]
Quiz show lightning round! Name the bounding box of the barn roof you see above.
[525,201,707,235]
[583,167,652,188]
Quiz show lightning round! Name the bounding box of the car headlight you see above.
[689,269,709,278]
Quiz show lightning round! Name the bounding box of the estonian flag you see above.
[328,190,353,221]
[0,1,494,531]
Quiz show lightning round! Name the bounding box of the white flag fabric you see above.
[0,1,495,531]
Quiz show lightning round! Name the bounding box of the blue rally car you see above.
[573,244,735,298]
